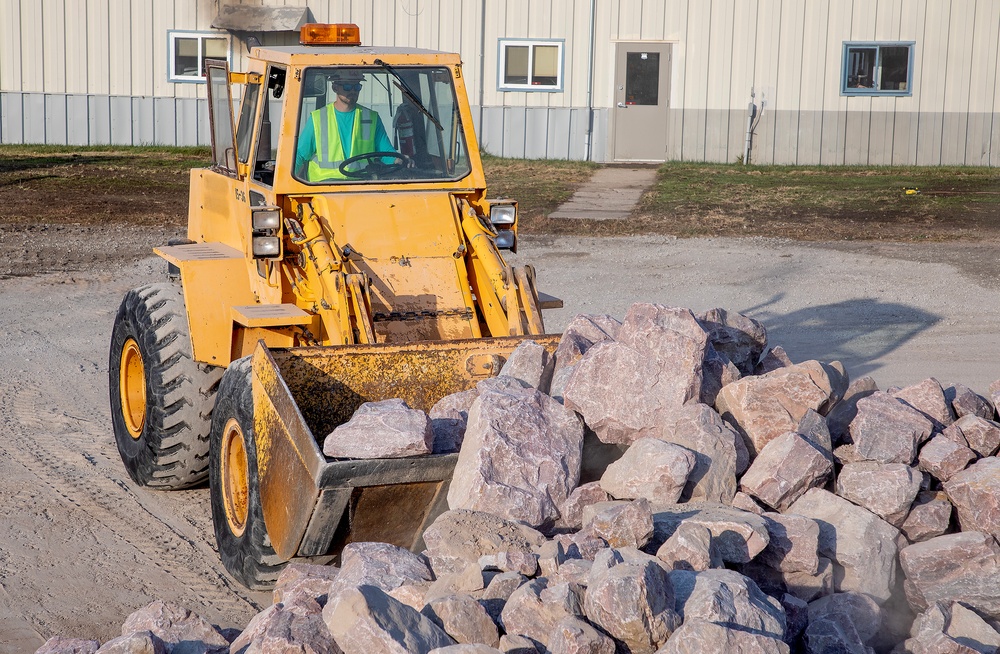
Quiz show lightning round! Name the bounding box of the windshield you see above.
[293,66,472,184]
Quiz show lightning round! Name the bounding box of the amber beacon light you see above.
[300,23,362,46]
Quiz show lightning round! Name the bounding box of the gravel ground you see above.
[0,226,999,650]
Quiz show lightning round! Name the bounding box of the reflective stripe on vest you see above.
[308,106,377,182]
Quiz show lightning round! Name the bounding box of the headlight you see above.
[252,236,281,258]
[252,208,281,230]
[495,230,516,250]
[489,203,516,225]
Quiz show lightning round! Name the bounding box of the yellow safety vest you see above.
[307,106,377,182]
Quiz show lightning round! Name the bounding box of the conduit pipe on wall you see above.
[585,0,597,161]
[744,89,757,164]
[479,0,487,149]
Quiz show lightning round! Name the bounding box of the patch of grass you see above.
[482,153,599,223]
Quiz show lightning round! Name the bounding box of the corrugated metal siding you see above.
[0,0,996,165]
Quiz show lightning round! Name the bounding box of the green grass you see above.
[481,153,600,219]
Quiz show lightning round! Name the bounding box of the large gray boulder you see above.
[650,403,740,504]
[552,314,622,374]
[429,389,479,454]
[714,361,837,457]
[806,592,882,647]
[422,510,546,577]
[599,438,695,504]
[835,461,923,527]
[499,340,555,394]
[943,457,1000,541]
[323,399,433,459]
[323,585,455,654]
[786,488,899,604]
[758,512,821,575]
[422,594,500,648]
[448,384,584,530]
[119,601,229,654]
[899,532,1000,619]
[500,579,586,652]
[740,431,833,511]
[328,542,433,602]
[849,392,934,464]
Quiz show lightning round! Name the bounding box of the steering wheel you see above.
[338,151,410,179]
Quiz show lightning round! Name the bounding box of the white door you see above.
[612,43,671,162]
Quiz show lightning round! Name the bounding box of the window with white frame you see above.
[842,42,914,96]
[498,39,564,91]
[168,31,231,83]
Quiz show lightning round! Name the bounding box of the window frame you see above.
[841,41,915,97]
[497,38,565,92]
[168,30,232,84]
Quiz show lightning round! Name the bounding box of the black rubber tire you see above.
[109,283,224,489]
[209,357,284,590]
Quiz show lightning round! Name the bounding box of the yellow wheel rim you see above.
[119,338,146,440]
[221,418,249,538]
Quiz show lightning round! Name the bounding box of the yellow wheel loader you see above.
[108,24,561,589]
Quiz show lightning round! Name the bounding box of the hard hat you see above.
[329,69,364,83]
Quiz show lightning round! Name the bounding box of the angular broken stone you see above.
[583,498,654,550]
[448,384,584,530]
[35,637,100,654]
[658,619,790,653]
[758,512,820,575]
[599,438,696,504]
[945,601,1000,652]
[230,600,333,654]
[946,383,995,421]
[714,360,835,457]
[835,461,923,527]
[753,346,794,376]
[699,347,742,407]
[422,594,500,648]
[825,376,879,445]
[324,585,455,653]
[499,340,555,394]
[120,601,229,653]
[780,594,809,645]
[422,510,546,577]
[655,522,723,572]
[849,391,934,464]
[554,482,610,531]
[796,409,834,458]
[899,532,1000,619]
[807,592,882,646]
[423,563,488,602]
[585,554,679,654]
[944,457,1000,540]
[272,563,340,607]
[803,614,870,653]
[740,431,833,511]
[943,415,1000,457]
[892,377,955,431]
[323,399,433,459]
[497,634,536,654]
[552,314,622,375]
[329,542,433,602]
[500,579,585,652]
[695,308,768,376]
[429,647,503,654]
[429,389,479,454]
[548,365,575,404]
[95,631,164,654]
[480,572,528,624]
[780,556,836,603]
[669,568,786,640]
[548,616,616,654]
[918,434,976,482]
[651,503,770,565]
[899,491,953,544]
[650,403,739,504]
[786,488,899,604]
[732,491,766,515]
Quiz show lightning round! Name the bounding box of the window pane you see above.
[504,46,529,85]
[236,82,260,164]
[174,37,199,77]
[625,52,659,105]
[847,47,876,89]
[532,45,559,86]
[879,46,909,91]
[204,37,228,60]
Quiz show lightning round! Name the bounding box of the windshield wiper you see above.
[373,59,443,131]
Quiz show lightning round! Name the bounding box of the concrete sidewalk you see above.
[548,167,658,220]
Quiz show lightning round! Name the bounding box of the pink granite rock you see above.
[585,554,679,654]
[918,434,977,482]
[500,579,585,652]
[655,522,723,572]
[35,638,100,654]
[825,376,879,444]
[95,632,165,654]
[699,349,742,407]
[421,509,546,577]
[753,346,794,375]
[796,409,834,458]
[448,384,584,530]
[554,482,611,531]
[899,532,1000,619]
[273,563,340,607]
[786,488,899,604]
[651,503,770,565]
[480,572,528,624]
[120,601,229,654]
[328,542,433,602]
[323,399,433,459]
[599,438,696,504]
[944,457,1000,540]
[696,308,768,376]
[669,568,786,640]
[740,432,833,511]
[945,383,995,420]
[324,585,455,653]
[497,634,536,654]
[892,377,955,431]
[849,391,934,464]
[782,556,836,603]
[714,360,836,457]
[230,599,335,654]
[659,619,789,653]
[835,461,923,527]
[429,389,479,454]
[499,340,555,394]
[732,491,767,515]
[807,592,882,646]
[583,498,654,550]
[803,615,870,653]
[548,616,616,654]
[650,403,740,504]
[422,594,500,648]
[552,314,621,374]
[899,491,953,544]
[990,380,1000,419]
[943,414,1000,457]
[758,512,820,575]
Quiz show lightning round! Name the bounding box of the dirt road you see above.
[1,227,999,650]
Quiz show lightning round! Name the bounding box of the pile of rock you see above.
[37,303,1000,654]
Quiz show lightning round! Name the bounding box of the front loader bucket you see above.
[250,335,560,561]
